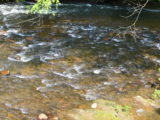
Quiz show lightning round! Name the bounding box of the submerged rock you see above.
[68,99,133,120]
[134,96,160,109]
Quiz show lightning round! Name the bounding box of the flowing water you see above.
[0,3,160,120]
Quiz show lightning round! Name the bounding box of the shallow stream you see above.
[0,3,160,120]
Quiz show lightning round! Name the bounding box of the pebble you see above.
[91,103,97,109]
[104,82,112,85]
[38,113,48,120]
[136,109,145,113]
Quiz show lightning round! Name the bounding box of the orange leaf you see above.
[0,70,10,77]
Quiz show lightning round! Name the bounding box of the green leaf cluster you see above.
[27,0,60,14]
[152,89,160,99]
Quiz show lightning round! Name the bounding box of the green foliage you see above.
[27,0,60,14]
[122,105,131,112]
[152,89,160,99]
[0,0,59,14]
[116,105,131,112]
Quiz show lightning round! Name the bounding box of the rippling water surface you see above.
[0,3,160,120]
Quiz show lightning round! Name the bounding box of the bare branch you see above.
[110,0,149,41]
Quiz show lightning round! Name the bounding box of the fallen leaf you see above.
[0,70,10,77]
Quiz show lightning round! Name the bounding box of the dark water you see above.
[0,3,160,120]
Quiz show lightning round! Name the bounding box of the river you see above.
[0,3,160,120]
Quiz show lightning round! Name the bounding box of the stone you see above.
[134,96,160,108]
[91,103,97,109]
[136,109,145,113]
[38,113,48,120]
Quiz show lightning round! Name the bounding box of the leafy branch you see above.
[27,0,60,14]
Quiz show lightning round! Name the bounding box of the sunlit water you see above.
[0,3,160,120]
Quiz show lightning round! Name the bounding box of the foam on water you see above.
[0,5,26,15]
[8,54,34,63]
[73,64,84,74]
[52,71,76,79]
[15,75,39,79]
